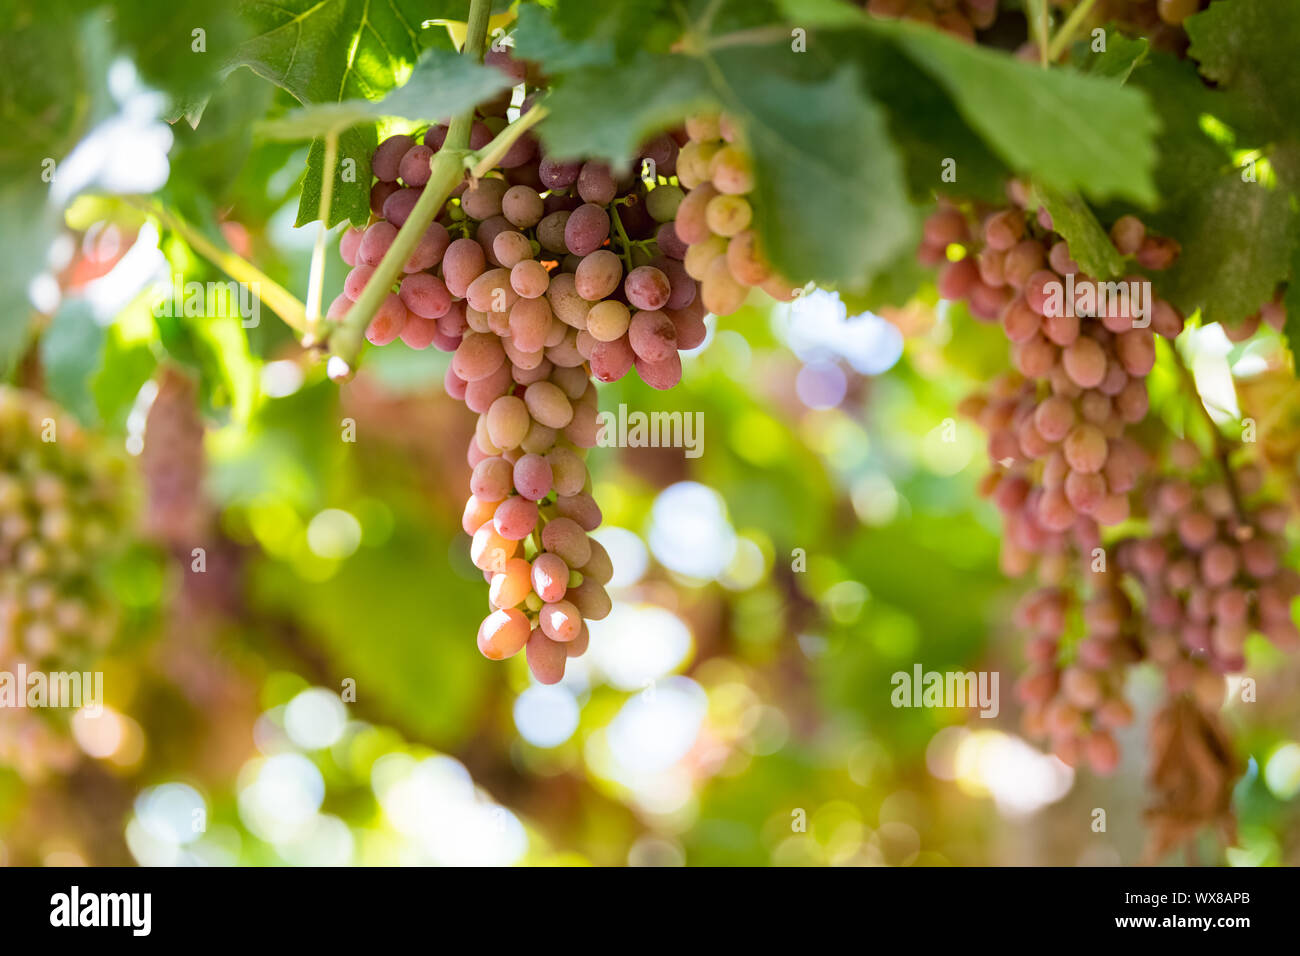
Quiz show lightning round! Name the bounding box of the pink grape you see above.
[564,203,611,256]
[526,629,568,684]
[372,134,414,182]
[513,453,553,501]
[634,352,683,390]
[493,496,540,541]
[382,187,421,228]
[443,238,487,298]
[399,273,452,319]
[477,608,530,659]
[531,552,569,603]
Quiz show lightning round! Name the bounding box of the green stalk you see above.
[305,129,339,341]
[1047,0,1098,62]
[327,0,494,376]
[124,195,309,335]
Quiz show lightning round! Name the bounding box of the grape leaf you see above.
[1126,53,1296,327]
[888,23,1158,205]
[820,31,1008,203]
[109,0,249,104]
[711,56,915,290]
[770,3,1159,205]
[259,48,510,141]
[1036,186,1125,280]
[40,299,106,425]
[539,46,914,290]
[548,0,677,60]
[537,53,715,162]
[0,6,96,376]
[1081,32,1149,84]
[512,2,623,72]
[1185,0,1300,156]
[231,0,439,227]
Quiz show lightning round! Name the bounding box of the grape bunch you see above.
[1117,441,1300,675]
[0,387,133,776]
[329,53,723,682]
[934,193,1184,576]
[671,113,798,312]
[1014,568,1144,772]
[864,0,999,41]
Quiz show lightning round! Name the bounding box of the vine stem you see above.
[305,129,339,341]
[609,199,635,272]
[1047,0,1098,62]
[327,0,494,375]
[122,195,309,336]
[468,105,548,179]
[1169,342,1250,529]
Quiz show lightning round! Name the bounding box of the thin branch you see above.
[124,195,309,336]
[468,105,549,179]
[305,129,339,341]
[1170,343,1250,529]
[1047,0,1098,62]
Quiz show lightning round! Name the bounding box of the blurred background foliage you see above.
[1,0,1298,867]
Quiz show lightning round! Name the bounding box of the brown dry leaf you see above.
[1142,697,1242,864]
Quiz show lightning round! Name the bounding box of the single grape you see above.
[526,628,568,684]
[358,221,398,267]
[489,557,533,608]
[575,250,624,301]
[477,607,530,659]
[564,204,611,257]
[493,496,540,542]
[372,134,415,182]
[398,144,435,187]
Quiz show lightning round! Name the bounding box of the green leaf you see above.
[259,48,510,141]
[232,0,431,106]
[821,31,1008,203]
[1126,53,1297,326]
[1082,32,1149,84]
[770,4,1160,204]
[1035,186,1125,280]
[889,23,1158,205]
[513,2,619,72]
[1185,0,1300,151]
[711,57,916,289]
[231,0,440,227]
[40,299,106,425]
[110,0,249,104]
[537,53,715,163]
[296,127,376,228]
